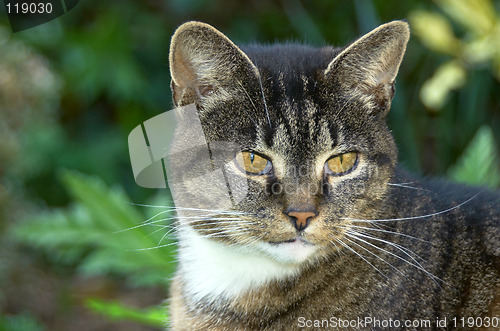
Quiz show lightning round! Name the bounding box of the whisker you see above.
[236,79,260,127]
[117,212,251,235]
[146,226,170,238]
[127,241,178,251]
[346,230,425,266]
[337,94,357,114]
[333,238,388,279]
[255,71,272,129]
[126,201,174,209]
[387,182,430,191]
[127,202,251,216]
[342,235,403,276]
[344,192,481,223]
[156,227,177,247]
[130,226,256,252]
[114,210,173,233]
[346,224,431,244]
[345,231,443,287]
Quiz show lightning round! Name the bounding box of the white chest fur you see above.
[177,226,301,304]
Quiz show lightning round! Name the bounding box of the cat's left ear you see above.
[324,21,409,114]
[169,21,260,107]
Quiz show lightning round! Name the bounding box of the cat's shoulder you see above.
[391,167,500,255]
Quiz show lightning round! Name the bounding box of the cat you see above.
[165,20,500,330]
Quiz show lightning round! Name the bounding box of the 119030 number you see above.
[6,2,53,14]
[452,316,499,328]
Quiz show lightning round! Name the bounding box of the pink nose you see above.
[287,211,316,231]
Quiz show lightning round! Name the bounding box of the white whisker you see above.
[344,192,481,223]
[236,79,260,127]
[347,224,431,244]
[333,238,387,278]
[146,226,170,237]
[255,71,272,128]
[342,235,403,276]
[387,182,429,191]
[127,241,178,251]
[114,210,173,233]
[345,231,444,287]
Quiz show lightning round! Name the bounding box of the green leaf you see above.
[85,298,166,328]
[436,0,496,36]
[12,170,177,287]
[448,126,500,188]
[420,60,466,110]
[409,10,460,55]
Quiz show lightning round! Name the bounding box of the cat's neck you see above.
[174,225,382,327]
[177,226,302,304]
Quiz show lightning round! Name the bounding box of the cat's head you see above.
[168,21,409,265]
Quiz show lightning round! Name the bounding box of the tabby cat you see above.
[166,20,500,330]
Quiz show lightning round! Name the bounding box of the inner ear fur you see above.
[324,20,410,114]
[169,21,260,107]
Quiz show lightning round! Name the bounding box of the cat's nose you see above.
[286,210,317,231]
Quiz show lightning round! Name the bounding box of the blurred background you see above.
[1,0,499,330]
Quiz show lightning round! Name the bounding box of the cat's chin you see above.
[257,237,320,264]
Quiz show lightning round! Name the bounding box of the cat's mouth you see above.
[268,236,312,246]
[260,236,319,264]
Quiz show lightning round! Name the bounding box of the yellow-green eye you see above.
[325,152,358,175]
[235,151,271,175]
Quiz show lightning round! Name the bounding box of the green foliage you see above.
[395,0,500,175]
[448,126,500,188]
[410,0,500,110]
[60,11,148,106]
[0,313,44,331]
[85,298,166,328]
[419,60,466,110]
[11,170,177,287]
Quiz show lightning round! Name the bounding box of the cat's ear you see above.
[169,21,259,107]
[324,20,409,114]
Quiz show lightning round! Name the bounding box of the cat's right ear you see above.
[169,21,259,107]
[324,21,410,115]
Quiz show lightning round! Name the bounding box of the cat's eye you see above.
[235,151,272,175]
[325,152,359,176]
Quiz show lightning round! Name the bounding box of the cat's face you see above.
[168,21,409,265]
